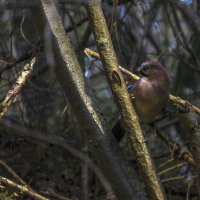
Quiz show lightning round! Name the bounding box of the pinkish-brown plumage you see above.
[128,61,170,123]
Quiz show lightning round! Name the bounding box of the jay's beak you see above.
[133,67,142,77]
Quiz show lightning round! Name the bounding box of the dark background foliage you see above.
[0,0,199,199]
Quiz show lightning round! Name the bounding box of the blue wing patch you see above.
[127,81,139,92]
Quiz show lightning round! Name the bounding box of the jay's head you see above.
[136,61,170,90]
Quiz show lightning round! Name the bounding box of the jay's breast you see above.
[133,88,168,123]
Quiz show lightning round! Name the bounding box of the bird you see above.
[128,61,170,123]
[112,61,170,142]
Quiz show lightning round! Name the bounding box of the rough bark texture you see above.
[39,0,146,199]
[177,108,200,197]
[87,1,166,200]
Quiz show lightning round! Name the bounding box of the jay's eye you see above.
[140,65,149,76]
[142,65,149,71]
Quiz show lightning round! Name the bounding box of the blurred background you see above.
[0,0,199,199]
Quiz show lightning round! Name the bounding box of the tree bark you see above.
[39,0,146,199]
[87,1,166,200]
[177,107,200,198]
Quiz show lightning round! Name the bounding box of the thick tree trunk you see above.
[39,0,146,199]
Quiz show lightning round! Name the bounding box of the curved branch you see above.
[0,118,113,196]
[84,48,200,116]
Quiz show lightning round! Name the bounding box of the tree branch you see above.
[86,1,166,199]
[39,0,145,199]
[84,48,200,116]
[0,176,48,200]
[0,118,113,197]
[0,57,36,118]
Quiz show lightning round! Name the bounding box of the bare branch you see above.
[86,1,166,199]
[0,57,36,118]
[84,48,200,116]
[0,118,113,196]
[0,176,49,200]
[39,0,145,199]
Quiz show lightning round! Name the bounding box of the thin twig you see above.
[0,160,35,192]
[0,176,49,200]
[0,118,114,196]
[159,162,187,176]
[84,48,200,116]
[156,128,195,166]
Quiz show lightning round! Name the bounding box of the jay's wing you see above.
[127,80,140,93]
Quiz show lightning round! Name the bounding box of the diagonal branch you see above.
[84,48,200,116]
[0,118,113,196]
[156,128,195,166]
[0,176,48,200]
[87,1,166,200]
[39,0,146,199]
[177,107,200,197]
[0,57,36,118]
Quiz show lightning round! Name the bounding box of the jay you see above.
[113,61,170,142]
